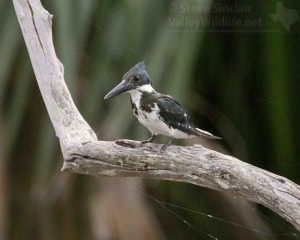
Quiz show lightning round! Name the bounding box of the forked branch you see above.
[13,0,300,230]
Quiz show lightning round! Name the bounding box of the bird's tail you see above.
[195,128,221,139]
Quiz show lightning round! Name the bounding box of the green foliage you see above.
[1,0,299,239]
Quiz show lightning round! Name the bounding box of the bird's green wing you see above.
[155,94,199,136]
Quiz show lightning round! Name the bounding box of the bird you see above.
[104,61,220,152]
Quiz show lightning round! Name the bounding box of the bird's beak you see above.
[104,80,135,99]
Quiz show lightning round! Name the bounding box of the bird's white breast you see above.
[129,88,193,139]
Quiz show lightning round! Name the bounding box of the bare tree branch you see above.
[13,0,300,231]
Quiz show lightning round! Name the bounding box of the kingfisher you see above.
[104,61,220,152]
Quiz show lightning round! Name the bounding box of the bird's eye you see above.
[131,76,139,82]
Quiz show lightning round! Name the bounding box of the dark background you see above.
[1,0,299,239]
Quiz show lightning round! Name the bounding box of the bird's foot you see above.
[115,140,140,148]
[160,144,168,153]
[140,135,156,146]
[159,137,174,153]
[140,140,150,145]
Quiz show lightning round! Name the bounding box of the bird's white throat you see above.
[128,84,155,103]
[136,84,155,92]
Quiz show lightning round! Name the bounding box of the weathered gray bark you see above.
[13,0,300,231]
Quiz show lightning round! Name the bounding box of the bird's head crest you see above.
[104,61,152,99]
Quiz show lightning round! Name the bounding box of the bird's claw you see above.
[140,141,147,147]
[140,140,149,145]
[140,135,156,147]
[160,143,170,153]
